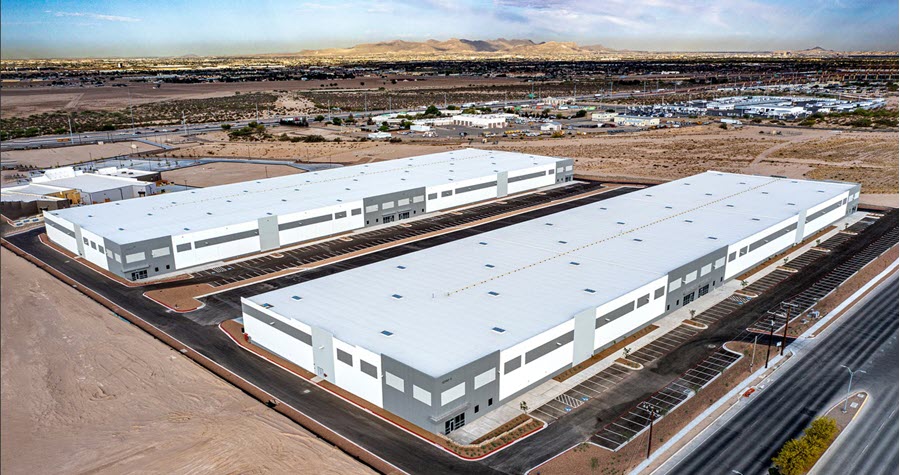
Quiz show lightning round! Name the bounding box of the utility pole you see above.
[639,402,661,459]
[765,319,775,369]
[780,302,798,356]
[256,101,260,122]
[840,365,866,413]
[750,334,758,372]
[182,111,189,136]
[68,116,74,144]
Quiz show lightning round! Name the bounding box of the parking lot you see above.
[190,182,632,286]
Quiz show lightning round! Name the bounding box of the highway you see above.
[660,273,899,475]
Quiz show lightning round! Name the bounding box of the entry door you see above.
[398,211,410,220]
[316,366,326,378]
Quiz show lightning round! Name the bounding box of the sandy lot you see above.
[1,76,524,118]
[0,248,373,475]
[0,141,162,168]
[167,124,898,199]
[163,161,305,187]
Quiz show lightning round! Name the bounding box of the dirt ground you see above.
[162,161,305,187]
[165,124,899,198]
[0,141,162,168]
[0,76,524,118]
[0,248,373,475]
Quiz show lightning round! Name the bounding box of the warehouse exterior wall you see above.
[51,158,567,281]
[497,319,575,401]
[666,246,729,312]
[593,276,668,353]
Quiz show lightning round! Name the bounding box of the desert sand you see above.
[0,248,373,475]
[0,141,162,168]
[162,161,305,187]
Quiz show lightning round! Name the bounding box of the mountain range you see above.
[297,38,614,56]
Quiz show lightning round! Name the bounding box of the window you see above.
[413,385,431,405]
[684,271,697,284]
[83,237,89,245]
[385,372,404,392]
[90,241,97,249]
[441,190,453,197]
[698,284,710,297]
[474,368,496,389]
[428,193,438,200]
[98,245,105,253]
[441,382,466,406]
[351,208,361,216]
[154,267,159,272]
[335,211,347,219]
[474,405,480,414]
[166,265,170,270]
[360,360,377,378]
[336,348,353,366]
[654,287,665,299]
[683,292,696,305]
[488,398,493,406]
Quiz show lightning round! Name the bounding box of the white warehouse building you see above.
[44,149,575,281]
[242,171,860,436]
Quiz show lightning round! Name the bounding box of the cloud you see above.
[45,11,141,22]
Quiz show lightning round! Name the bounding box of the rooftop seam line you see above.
[444,177,781,296]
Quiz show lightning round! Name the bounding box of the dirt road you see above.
[0,248,374,475]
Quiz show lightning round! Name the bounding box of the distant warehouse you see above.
[44,149,575,281]
[242,171,860,436]
[614,115,660,127]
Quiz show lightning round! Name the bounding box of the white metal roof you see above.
[34,174,146,194]
[248,172,855,377]
[47,149,562,244]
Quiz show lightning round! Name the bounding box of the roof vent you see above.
[391,294,403,300]
[261,303,273,309]
[665,206,673,209]
[488,291,500,297]
[708,236,718,240]
[684,219,693,223]
[396,265,406,270]
[291,295,302,301]
[726,204,734,207]
[705,193,713,196]
[492,327,506,333]
[599,207,607,210]
[570,261,581,266]
[485,264,495,268]
[558,240,568,244]
[479,241,488,245]
[633,238,643,242]
[381,330,394,337]
[545,222,554,226]
[616,221,625,225]
[584,288,597,294]
[752,218,761,221]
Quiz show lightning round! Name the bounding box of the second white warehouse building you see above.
[43,149,574,281]
[242,171,860,435]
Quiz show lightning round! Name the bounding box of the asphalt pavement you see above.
[661,274,899,475]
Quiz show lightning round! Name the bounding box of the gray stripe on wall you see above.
[805,202,842,223]
[596,301,635,329]
[244,304,312,345]
[525,330,575,364]
[278,213,334,231]
[748,222,798,252]
[176,243,192,252]
[195,229,260,249]
[455,181,498,194]
[508,171,547,183]
[504,356,521,374]
[45,219,76,238]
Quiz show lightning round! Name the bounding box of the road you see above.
[661,274,899,475]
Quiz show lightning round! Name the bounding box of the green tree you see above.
[575,109,587,118]
[332,117,343,126]
[804,417,837,452]
[424,105,441,116]
[221,124,232,130]
[772,438,813,475]
[313,115,325,122]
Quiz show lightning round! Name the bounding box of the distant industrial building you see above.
[653,95,887,119]
[367,131,392,140]
[32,167,156,205]
[540,122,563,132]
[1,183,73,219]
[44,150,575,281]
[242,171,859,435]
[614,116,660,127]
[591,112,617,122]
[451,114,514,129]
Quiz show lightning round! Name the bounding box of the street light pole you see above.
[840,365,866,413]
[639,402,661,459]
[781,302,798,356]
[765,319,775,369]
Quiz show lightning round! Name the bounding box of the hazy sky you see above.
[2,0,897,58]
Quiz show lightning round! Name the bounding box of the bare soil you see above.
[162,161,304,187]
[0,248,373,475]
[0,141,162,168]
